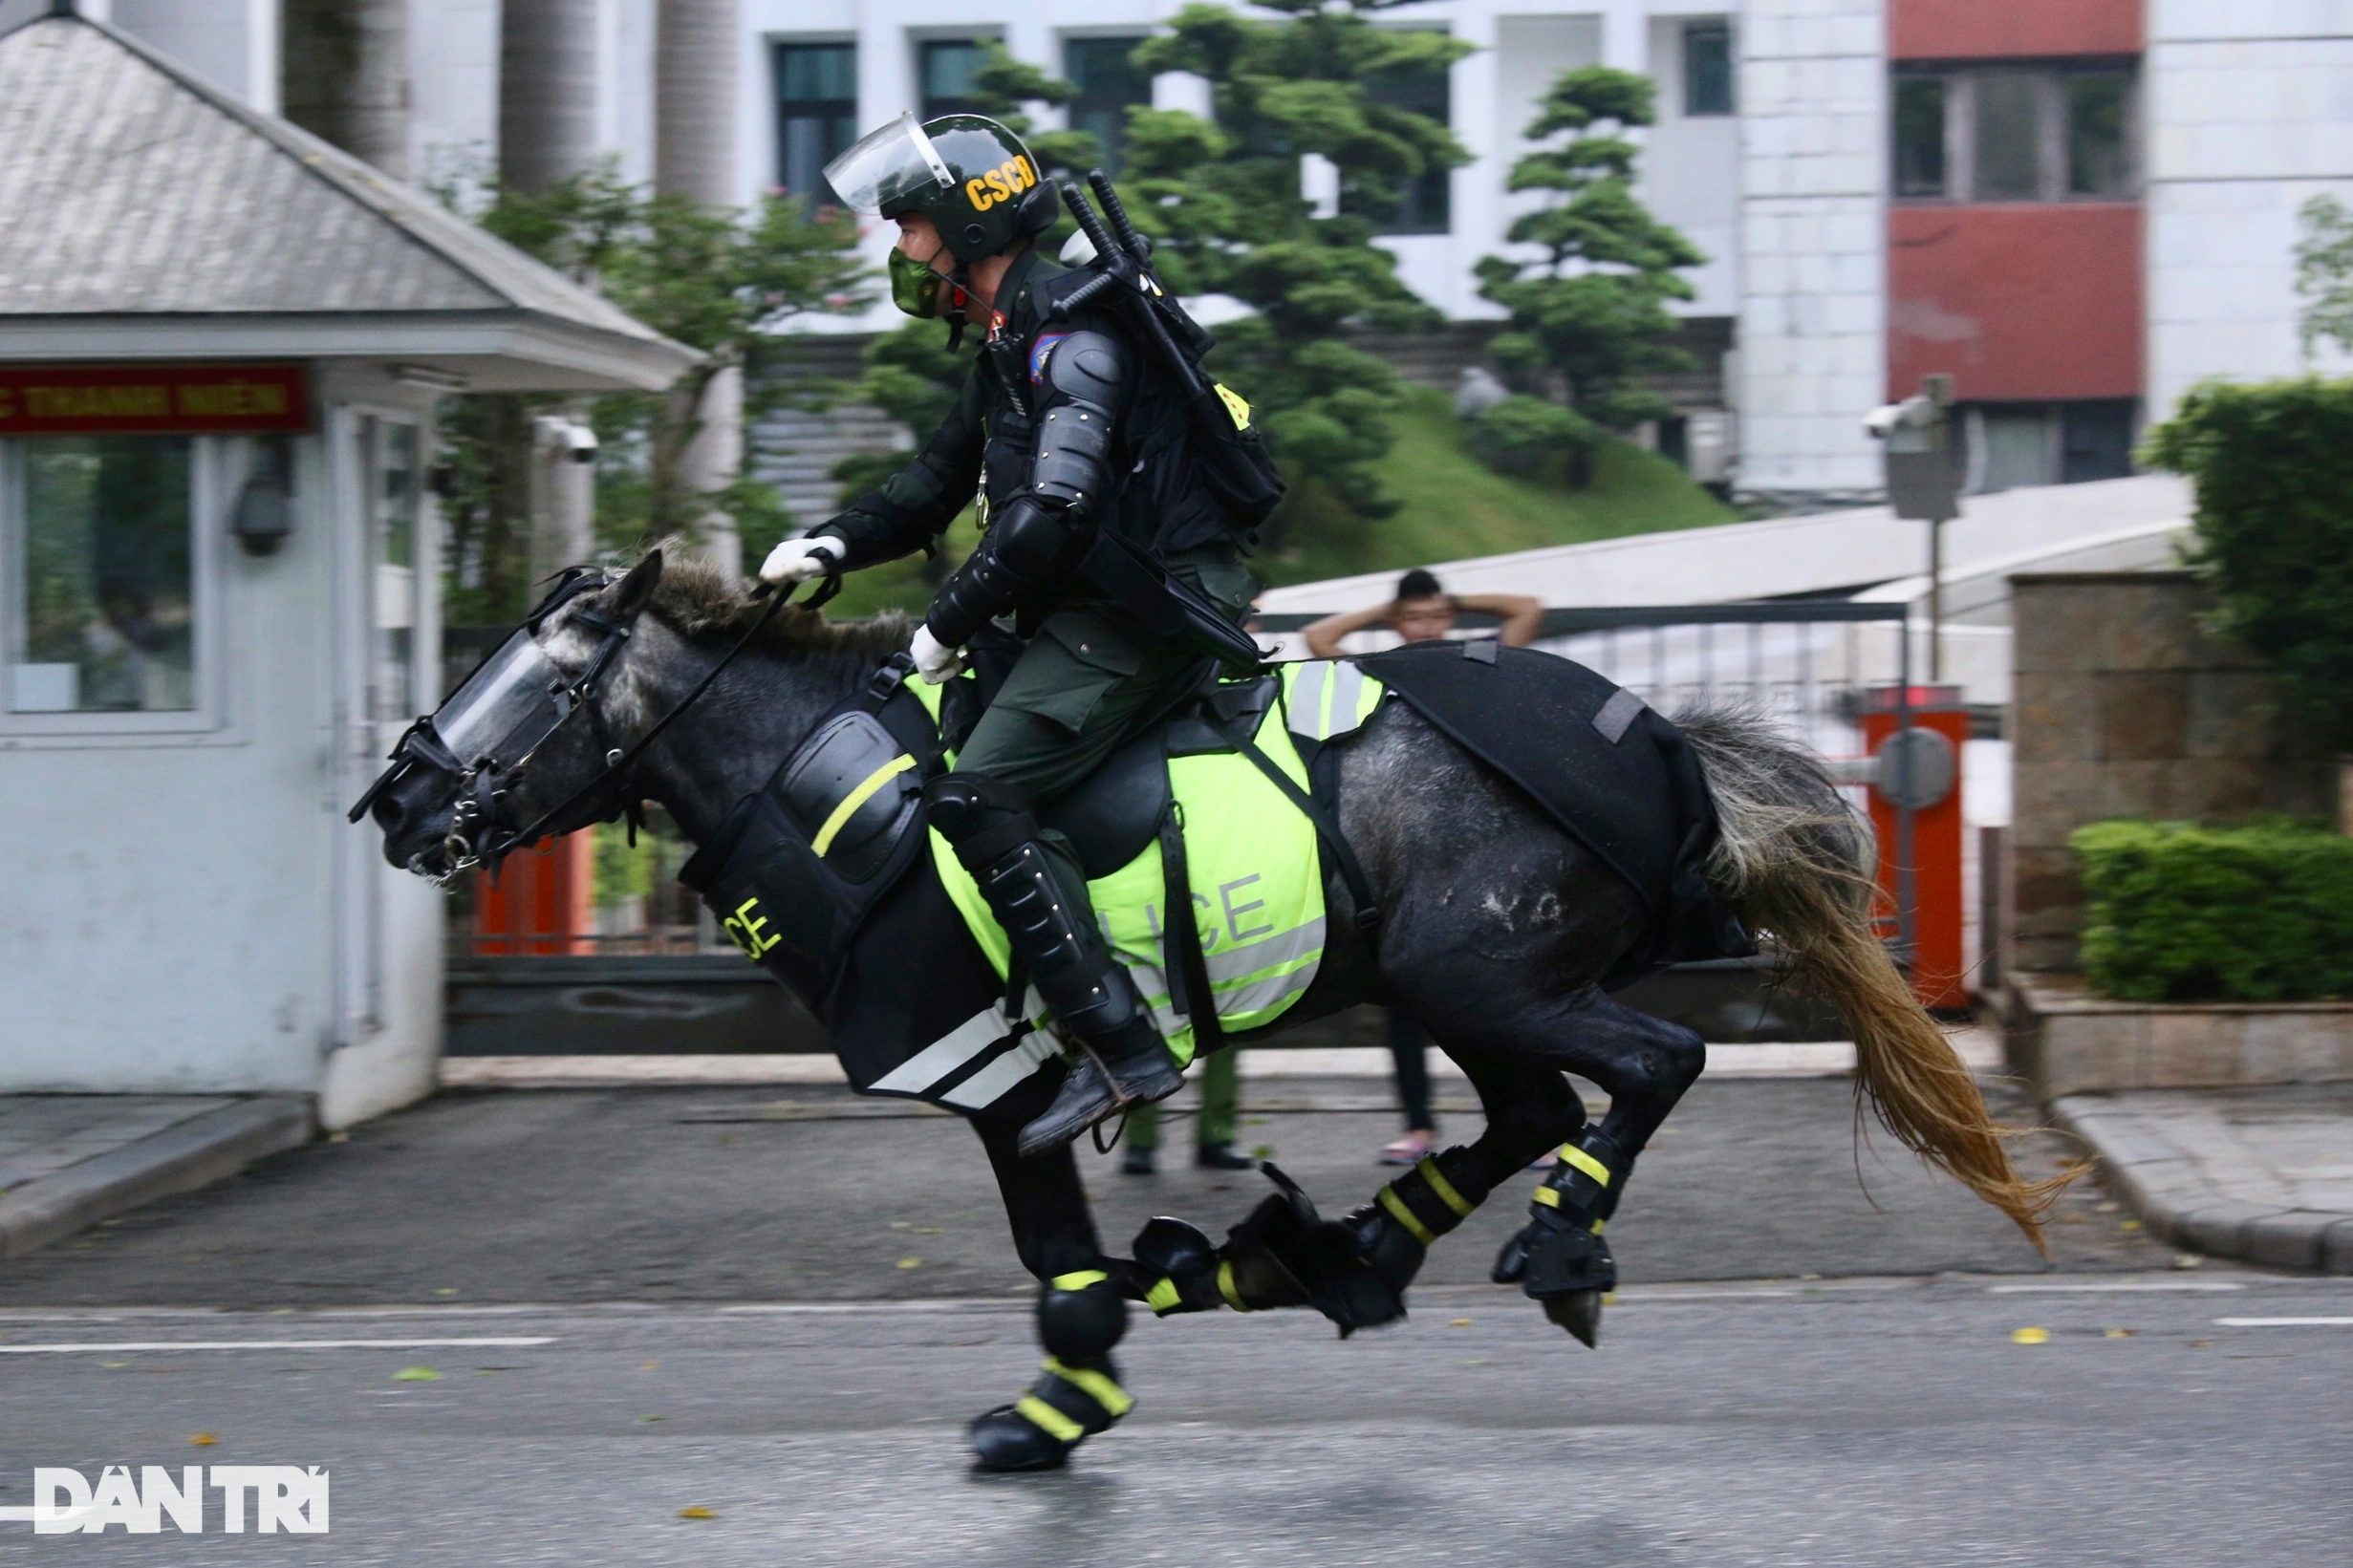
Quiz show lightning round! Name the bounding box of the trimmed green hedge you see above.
[2074,818,2353,1002]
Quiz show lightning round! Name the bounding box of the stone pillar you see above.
[282,0,410,179]
[499,0,600,195]
[656,0,742,578]
[2008,571,2334,974]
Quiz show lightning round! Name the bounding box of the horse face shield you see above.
[350,572,632,878]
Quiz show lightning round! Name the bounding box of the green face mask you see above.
[889,247,947,318]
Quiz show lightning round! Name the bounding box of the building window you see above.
[1682,20,1734,117]
[1345,45,1452,235]
[2066,73,2133,197]
[1964,400,2136,492]
[1064,35,1150,173]
[776,42,856,205]
[5,436,195,716]
[1891,63,2137,204]
[1892,76,1947,197]
[919,39,991,120]
[364,419,421,723]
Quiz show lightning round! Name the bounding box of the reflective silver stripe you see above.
[1286,660,1328,739]
[870,1006,1007,1095]
[939,1029,1061,1109]
[1326,662,1366,736]
[1209,960,1321,1019]
[1203,916,1326,984]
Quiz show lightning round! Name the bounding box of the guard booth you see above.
[0,11,694,1126]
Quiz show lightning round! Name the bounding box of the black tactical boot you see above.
[926,778,1183,1158]
[1492,1128,1630,1347]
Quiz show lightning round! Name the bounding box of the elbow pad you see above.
[1033,399,1113,510]
[925,497,1082,648]
[1030,328,1127,511]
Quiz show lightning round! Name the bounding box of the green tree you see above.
[1474,68,1704,485]
[1114,3,1471,542]
[2142,376,2353,751]
[432,161,869,622]
[2295,193,2353,361]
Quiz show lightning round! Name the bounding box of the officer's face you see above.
[894,214,956,277]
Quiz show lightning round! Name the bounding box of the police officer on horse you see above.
[762,113,1270,1158]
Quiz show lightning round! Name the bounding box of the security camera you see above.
[564,424,598,463]
[1863,396,1937,440]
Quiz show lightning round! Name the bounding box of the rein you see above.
[483,571,839,868]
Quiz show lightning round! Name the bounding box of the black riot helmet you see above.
[825,112,1059,264]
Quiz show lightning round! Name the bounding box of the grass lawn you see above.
[817,384,1737,616]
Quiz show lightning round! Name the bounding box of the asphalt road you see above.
[0,1077,2163,1309]
[3,1277,2348,1565]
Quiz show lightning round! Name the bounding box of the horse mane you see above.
[640,548,913,664]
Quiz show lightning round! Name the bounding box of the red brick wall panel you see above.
[1887,204,2142,402]
[1890,0,2141,61]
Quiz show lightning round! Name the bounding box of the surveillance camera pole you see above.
[1869,373,1960,680]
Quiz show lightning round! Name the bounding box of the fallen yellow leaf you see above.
[2011,1327,2050,1345]
[639,1361,659,1371]
[2105,1328,2137,1339]
[190,1433,218,1448]
[2119,1219,2142,1233]
[678,1506,715,1519]
[1448,1318,1473,1327]
[896,1257,920,1270]
[393,1366,442,1382]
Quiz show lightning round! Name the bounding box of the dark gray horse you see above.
[363,551,2059,1471]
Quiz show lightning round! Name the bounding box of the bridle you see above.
[350,563,837,881]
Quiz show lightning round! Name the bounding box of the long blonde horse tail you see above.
[1673,700,2073,1252]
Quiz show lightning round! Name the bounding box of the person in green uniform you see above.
[1120,1046,1253,1173]
[762,113,1263,1159]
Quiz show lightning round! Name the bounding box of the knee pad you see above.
[921,773,1032,848]
[1038,1269,1128,1361]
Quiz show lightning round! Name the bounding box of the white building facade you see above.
[32,0,2351,502]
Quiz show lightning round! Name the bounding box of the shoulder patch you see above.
[1028,332,1070,385]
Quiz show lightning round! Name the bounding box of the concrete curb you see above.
[0,1096,314,1258]
[2051,1095,2353,1274]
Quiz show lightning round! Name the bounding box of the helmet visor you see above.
[823,113,955,216]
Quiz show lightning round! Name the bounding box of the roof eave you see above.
[0,311,702,393]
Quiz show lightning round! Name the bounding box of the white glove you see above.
[758,533,845,586]
[910,624,967,685]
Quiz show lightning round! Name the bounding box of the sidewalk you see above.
[2055,1085,2353,1274]
[0,1095,313,1258]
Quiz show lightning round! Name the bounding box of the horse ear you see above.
[599,549,663,621]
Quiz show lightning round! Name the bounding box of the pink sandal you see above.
[1379,1128,1438,1166]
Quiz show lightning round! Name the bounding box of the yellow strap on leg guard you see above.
[1560,1144,1612,1187]
[1416,1156,1477,1218]
[1050,1269,1109,1291]
[1043,1357,1134,1418]
[1377,1184,1436,1246]
[1145,1277,1181,1314]
[1531,1184,1561,1208]
[1217,1259,1251,1312]
[1014,1394,1086,1444]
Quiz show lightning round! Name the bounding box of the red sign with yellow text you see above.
[0,363,310,436]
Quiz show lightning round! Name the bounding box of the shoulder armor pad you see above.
[1033,327,1127,408]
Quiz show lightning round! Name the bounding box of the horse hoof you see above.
[968,1406,1072,1472]
[1543,1289,1604,1348]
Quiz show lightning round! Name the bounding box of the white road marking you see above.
[1989,1281,2246,1294]
[2212,1317,2353,1328]
[0,1337,555,1354]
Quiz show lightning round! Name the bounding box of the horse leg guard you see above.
[1122,1162,1489,1337]
[970,1268,1134,1473]
[1491,1128,1632,1348]
[1332,1148,1495,1320]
